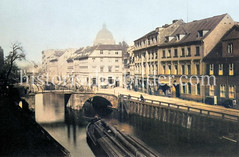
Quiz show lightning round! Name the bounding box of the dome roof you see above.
[94,24,115,45]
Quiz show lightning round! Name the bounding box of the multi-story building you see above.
[204,25,239,108]
[131,13,235,104]
[42,48,77,77]
[41,24,124,88]
[158,14,234,102]
[71,45,123,87]
[132,20,183,93]
[125,46,135,74]
[67,25,124,88]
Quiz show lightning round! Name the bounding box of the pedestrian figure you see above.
[173,80,180,98]
[127,94,131,100]
[140,94,145,102]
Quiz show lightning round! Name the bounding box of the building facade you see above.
[42,48,77,77]
[132,19,184,93]
[130,13,236,104]
[69,25,124,88]
[41,24,124,88]
[204,25,239,108]
[158,14,234,102]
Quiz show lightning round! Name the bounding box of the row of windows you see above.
[79,66,88,69]
[165,30,208,43]
[100,50,119,55]
[135,63,200,75]
[135,52,158,61]
[100,66,120,72]
[135,29,208,48]
[181,83,200,95]
[209,63,234,76]
[135,36,158,47]
[162,64,200,75]
[209,85,236,99]
[92,58,119,62]
[162,46,200,58]
[99,77,116,84]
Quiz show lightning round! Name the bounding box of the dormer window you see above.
[176,34,185,41]
[165,36,174,42]
[155,36,158,42]
[165,36,169,42]
[198,30,209,37]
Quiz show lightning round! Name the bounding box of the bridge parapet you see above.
[65,92,119,110]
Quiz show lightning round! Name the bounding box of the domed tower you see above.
[94,24,115,46]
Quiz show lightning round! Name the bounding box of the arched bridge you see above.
[64,92,119,110]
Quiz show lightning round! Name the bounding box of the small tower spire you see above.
[103,23,106,29]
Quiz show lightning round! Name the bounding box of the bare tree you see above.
[5,42,25,85]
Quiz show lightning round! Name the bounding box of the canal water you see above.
[35,93,238,157]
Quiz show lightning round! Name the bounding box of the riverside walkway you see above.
[98,87,239,120]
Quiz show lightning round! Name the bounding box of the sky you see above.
[0,0,239,64]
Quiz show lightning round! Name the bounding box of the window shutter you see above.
[206,64,209,75]
[233,63,236,76]
[223,64,228,76]
[235,63,238,76]
[214,64,218,76]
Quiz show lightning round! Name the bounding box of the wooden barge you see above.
[86,119,160,157]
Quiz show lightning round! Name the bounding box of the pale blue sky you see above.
[0,0,238,63]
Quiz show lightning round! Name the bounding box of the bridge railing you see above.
[120,94,239,122]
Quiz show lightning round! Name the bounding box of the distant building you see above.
[124,46,135,75]
[204,25,239,108]
[121,41,129,72]
[71,45,123,87]
[69,25,124,87]
[42,48,77,77]
[94,24,115,46]
[42,24,125,88]
[0,46,4,67]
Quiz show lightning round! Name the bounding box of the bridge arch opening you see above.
[82,96,113,118]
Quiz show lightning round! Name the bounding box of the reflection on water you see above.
[35,93,238,157]
[35,93,65,123]
[42,123,94,157]
[35,93,94,157]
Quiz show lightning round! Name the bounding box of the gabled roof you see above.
[158,20,184,44]
[160,14,228,47]
[222,24,239,41]
[96,44,122,50]
[134,30,158,42]
[74,46,97,60]
[134,20,184,42]
[54,51,65,57]
[68,44,122,61]
[203,43,222,62]
[204,24,239,62]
